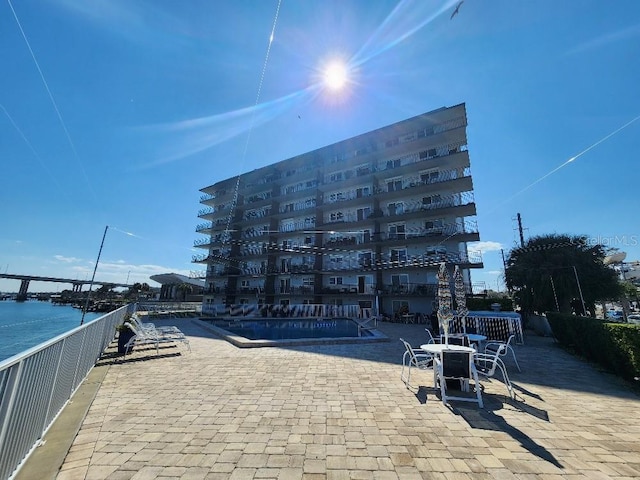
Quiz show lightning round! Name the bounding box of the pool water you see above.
[205,317,372,341]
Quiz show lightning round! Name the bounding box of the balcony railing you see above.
[245,192,272,204]
[279,219,316,233]
[242,226,271,239]
[198,207,214,217]
[278,199,316,214]
[195,222,213,233]
[320,219,478,248]
[386,191,475,217]
[190,270,207,279]
[323,250,482,272]
[244,208,272,221]
[381,167,471,193]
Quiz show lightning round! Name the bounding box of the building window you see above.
[388,202,404,215]
[392,300,409,314]
[330,256,344,266]
[357,207,371,221]
[329,277,343,285]
[422,195,441,207]
[385,159,401,170]
[388,223,406,240]
[387,178,402,191]
[390,248,407,264]
[356,186,370,198]
[420,171,439,184]
[425,219,444,231]
[391,274,409,288]
[358,252,372,267]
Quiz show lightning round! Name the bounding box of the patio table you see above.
[420,344,476,390]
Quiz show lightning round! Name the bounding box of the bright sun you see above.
[323,62,349,91]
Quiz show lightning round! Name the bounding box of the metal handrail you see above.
[0,305,132,480]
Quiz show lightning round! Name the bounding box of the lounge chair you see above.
[123,321,190,357]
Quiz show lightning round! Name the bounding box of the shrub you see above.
[546,312,640,382]
[466,297,514,312]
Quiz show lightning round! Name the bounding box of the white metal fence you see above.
[0,305,131,480]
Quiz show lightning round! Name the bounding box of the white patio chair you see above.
[484,334,520,372]
[424,328,439,344]
[123,321,190,357]
[400,338,433,389]
[129,314,184,337]
[474,344,514,400]
[434,349,483,408]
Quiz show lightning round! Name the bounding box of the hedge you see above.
[546,312,640,382]
[466,297,514,312]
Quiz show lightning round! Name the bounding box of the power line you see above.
[7,0,95,199]
[224,0,283,242]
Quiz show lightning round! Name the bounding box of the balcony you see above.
[195,222,213,234]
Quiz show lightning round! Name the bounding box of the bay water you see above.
[0,301,103,362]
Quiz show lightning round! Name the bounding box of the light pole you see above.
[81,226,109,325]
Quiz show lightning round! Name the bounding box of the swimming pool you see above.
[199,317,388,347]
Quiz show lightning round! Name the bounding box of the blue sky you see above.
[1,0,639,293]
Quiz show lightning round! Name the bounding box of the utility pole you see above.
[517,213,525,247]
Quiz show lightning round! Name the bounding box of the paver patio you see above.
[54,319,640,479]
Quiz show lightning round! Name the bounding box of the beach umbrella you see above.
[453,265,468,333]
[437,263,453,344]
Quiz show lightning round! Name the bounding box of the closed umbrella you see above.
[453,265,468,333]
[437,263,453,345]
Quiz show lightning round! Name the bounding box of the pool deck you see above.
[29,318,640,479]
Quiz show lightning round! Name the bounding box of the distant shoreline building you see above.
[194,103,482,317]
[149,273,205,302]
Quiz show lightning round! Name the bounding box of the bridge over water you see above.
[0,273,132,301]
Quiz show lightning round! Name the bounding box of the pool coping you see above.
[194,318,389,348]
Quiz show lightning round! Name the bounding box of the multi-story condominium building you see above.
[194,103,482,318]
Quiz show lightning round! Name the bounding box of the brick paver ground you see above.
[57,319,640,480]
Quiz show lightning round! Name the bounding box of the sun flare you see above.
[323,61,349,91]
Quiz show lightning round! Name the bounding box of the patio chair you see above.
[474,345,514,400]
[424,328,439,344]
[441,333,470,347]
[129,314,183,336]
[400,338,433,389]
[123,321,190,357]
[434,349,483,408]
[484,334,520,372]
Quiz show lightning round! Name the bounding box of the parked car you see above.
[627,314,640,325]
[606,310,624,321]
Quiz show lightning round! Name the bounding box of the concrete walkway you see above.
[51,319,640,479]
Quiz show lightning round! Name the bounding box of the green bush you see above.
[466,297,514,312]
[546,312,640,382]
